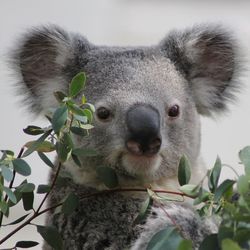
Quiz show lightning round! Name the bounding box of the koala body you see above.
[13,24,241,249]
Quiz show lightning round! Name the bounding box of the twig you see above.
[36,162,61,213]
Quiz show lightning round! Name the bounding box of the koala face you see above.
[13,25,241,187]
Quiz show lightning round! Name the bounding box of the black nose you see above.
[126,104,161,156]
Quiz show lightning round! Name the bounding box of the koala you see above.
[12,24,241,249]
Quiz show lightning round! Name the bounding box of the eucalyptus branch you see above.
[36,162,62,213]
[0,147,25,227]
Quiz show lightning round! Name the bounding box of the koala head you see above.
[12,25,241,188]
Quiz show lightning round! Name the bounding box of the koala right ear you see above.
[11,25,91,113]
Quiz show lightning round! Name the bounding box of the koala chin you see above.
[12,24,243,249]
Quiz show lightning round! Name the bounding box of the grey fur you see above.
[11,24,242,249]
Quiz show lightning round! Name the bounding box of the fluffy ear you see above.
[160,25,242,116]
[11,25,91,113]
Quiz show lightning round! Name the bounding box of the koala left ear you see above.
[160,25,242,116]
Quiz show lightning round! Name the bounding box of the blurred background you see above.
[0,0,250,249]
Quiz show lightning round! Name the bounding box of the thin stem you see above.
[222,164,240,178]
[0,147,24,227]
[36,162,61,213]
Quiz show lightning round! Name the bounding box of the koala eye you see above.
[168,104,180,118]
[96,107,111,121]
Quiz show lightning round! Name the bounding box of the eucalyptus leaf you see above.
[62,193,79,215]
[37,152,54,168]
[12,159,31,176]
[177,239,193,250]
[54,91,67,103]
[83,108,93,123]
[3,186,17,203]
[199,234,219,250]
[221,239,241,250]
[239,146,250,176]
[22,129,52,157]
[72,148,98,157]
[25,140,55,153]
[214,179,235,202]
[69,72,86,97]
[0,200,9,215]
[237,175,249,196]
[37,225,63,250]
[15,241,39,248]
[22,192,34,211]
[209,156,222,192]
[23,125,44,135]
[178,155,191,186]
[55,141,71,163]
[52,105,68,134]
[179,184,199,198]
[96,166,118,189]
[133,196,153,225]
[19,183,35,193]
[146,226,183,250]
[3,213,30,226]
[0,165,13,182]
[37,184,51,194]
[70,126,86,136]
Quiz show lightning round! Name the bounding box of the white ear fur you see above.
[161,25,243,116]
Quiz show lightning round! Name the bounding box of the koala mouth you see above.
[120,152,163,178]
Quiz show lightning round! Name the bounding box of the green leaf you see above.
[37,152,54,168]
[19,183,35,193]
[218,226,234,245]
[0,200,9,215]
[86,103,95,113]
[37,184,50,194]
[3,213,30,226]
[68,103,86,116]
[73,114,88,123]
[1,150,14,157]
[71,154,81,167]
[52,105,68,134]
[70,126,86,136]
[177,239,193,250]
[62,193,79,215]
[81,124,94,130]
[61,132,74,150]
[146,226,183,250]
[12,159,31,176]
[237,175,249,196]
[54,91,67,103]
[22,129,52,157]
[96,166,118,189]
[178,155,191,186]
[22,192,34,211]
[221,239,241,250]
[214,179,235,202]
[83,108,93,123]
[133,196,153,225]
[25,140,55,153]
[209,156,222,192]
[199,234,219,250]
[179,184,199,198]
[239,146,250,176]
[23,125,44,135]
[0,165,13,182]
[69,72,86,97]
[15,241,39,248]
[8,190,22,207]
[55,142,71,163]
[3,186,17,203]
[37,225,63,250]
[72,148,98,157]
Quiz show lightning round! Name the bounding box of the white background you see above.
[0,0,250,249]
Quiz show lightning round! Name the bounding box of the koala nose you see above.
[126,104,161,156]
